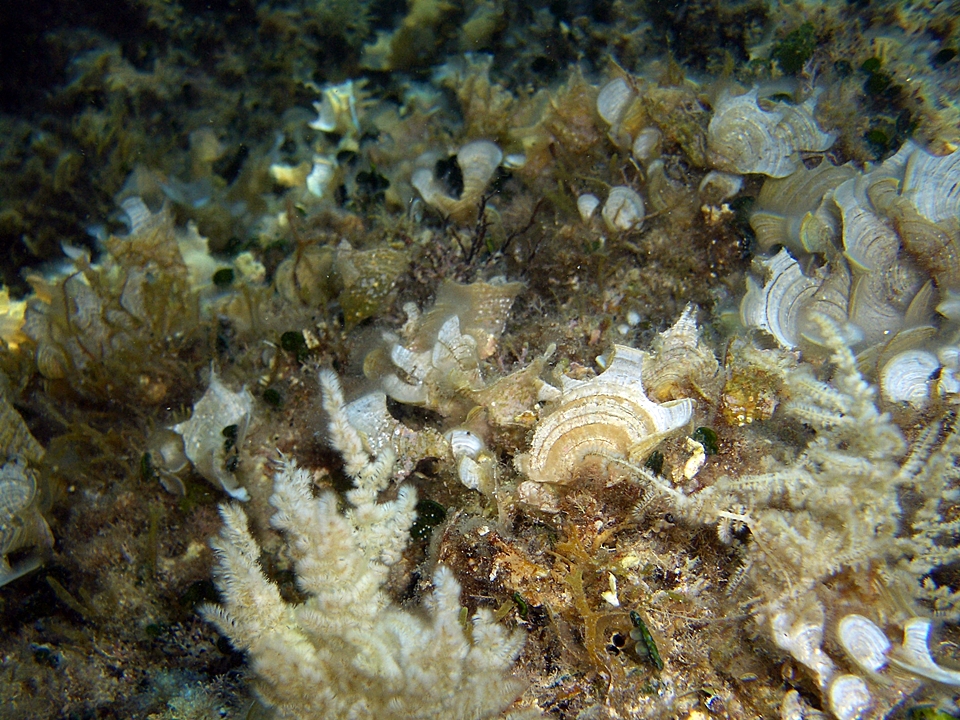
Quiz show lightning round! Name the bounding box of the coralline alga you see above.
[201,368,539,720]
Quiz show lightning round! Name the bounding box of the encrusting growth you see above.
[201,368,531,720]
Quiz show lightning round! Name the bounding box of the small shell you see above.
[596,77,635,127]
[879,349,939,409]
[382,315,483,412]
[837,615,891,675]
[632,128,662,163]
[335,243,410,328]
[602,186,645,231]
[890,617,960,686]
[708,88,836,178]
[517,344,694,488]
[0,389,44,465]
[828,674,872,720]
[847,258,924,348]
[412,140,503,223]
[446,428,485,460]
[698,170,743,205]
[740,248,821,349]
[577,193,601,221]
[456,453,496,493]
[171,369,254,501]
[887,194,960,288]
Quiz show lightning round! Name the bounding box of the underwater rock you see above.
[170,369,254,501]
[516,344,694,509]
[707,87,836,177]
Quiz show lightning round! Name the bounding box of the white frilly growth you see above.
[202,369,531,720]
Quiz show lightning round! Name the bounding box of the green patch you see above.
[212,267,235,287]
[410,498,446,541]
[222,423,239,451]
[512,592,529,620]
[263,387,283,408]
[771,23,816,75]
[629,610,663,671]
[280,330,309,362]
[644,450,664,476]
[692,427,719,455]
[932,48,957,67]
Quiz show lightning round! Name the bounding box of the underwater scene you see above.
[1,0,960,718]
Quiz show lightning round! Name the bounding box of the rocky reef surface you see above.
[1,1,959,718]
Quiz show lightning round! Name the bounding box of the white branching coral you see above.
[699,315,960,607]
[202,369,530,720]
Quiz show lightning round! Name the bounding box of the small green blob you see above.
[410,498,446,541]
[280,330,310,363]
[629,610,664,670]
[864,70,892,95]
[144,622,164,638]
[263,387,283,408]
[865,127,892,156]
[692,427,719,455]
[280,330,305,353]
[212,267,235,287]
[140,452,157,482]
[30,643,61,669]
[512,592,529,620]
[834,59,853,77]
[644,450,664,476]
[860,57,882,74]
[770,22,816,75]
[932,48,957,68]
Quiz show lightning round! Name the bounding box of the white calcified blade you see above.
[890,617,960,686]
[902,146,960,225]
[648,398,695,434]
[837,614,890,674]
[390,343,430,381]
[740,249,820,349]
[382,374,428,405]
[834,177,900,273]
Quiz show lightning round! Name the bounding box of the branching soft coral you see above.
[202,369,533,720]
